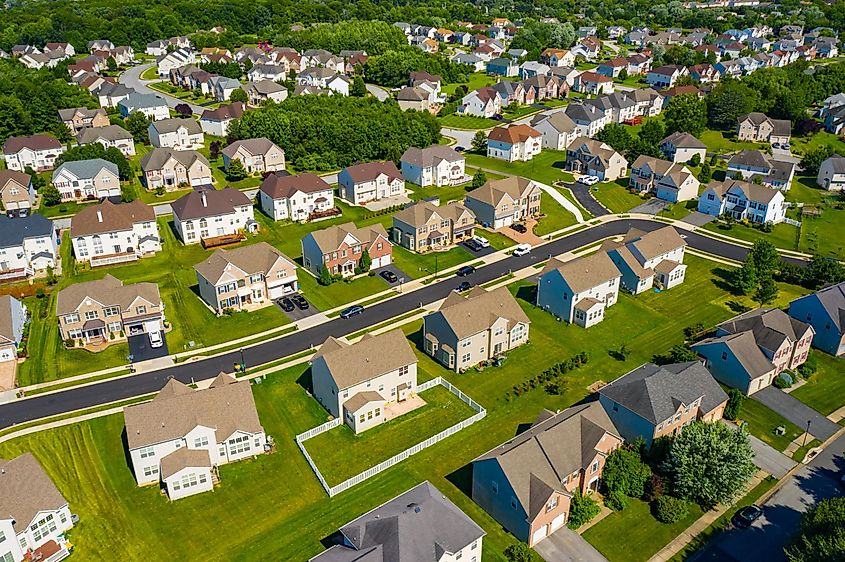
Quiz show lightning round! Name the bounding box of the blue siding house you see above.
[788,282,845,357]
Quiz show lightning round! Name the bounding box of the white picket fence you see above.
[783,217,802,227]
[295,376,486,497]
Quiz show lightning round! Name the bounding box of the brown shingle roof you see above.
[160,447,212,479]
[393,200,474,229]
[194,241,295,285]
[56,274,161,316]
[466,176,538,207]
[201,101,244,122]
[314,330,417,390]
[342,161,402,184]
[259,172,331,199]
[434,286,530,339]
[487,124,541,144]
[2,134,62,154]
[400,145,463,167]
[307,222,389,255]
[70,199,155,237]
[0,453,68,533]
[222,137,280,159]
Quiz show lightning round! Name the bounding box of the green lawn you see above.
[658,200,697,221]
[466,150,573,187]
[592,179,645,213]
[583,497,705,562]
[699,130,766,154]
[737,396,804,452]
[441,72,500,96]
[304,385,476,486]
[789,130,845,156]
[502,104,542,120]
[703,220,801,252]
[438,114,498,130]
[139,65,159,80]
[407,166,504,204]
[533,192,579,235]
[790,352,845,416]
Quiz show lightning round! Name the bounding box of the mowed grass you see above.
[438,114,499,130]
[534,192,579,235]
[466,150,573,186]
[736,395,804,451]
[790,352,845,416]
[699,130,767,153]
[304,385,476,486]
[592,179,645,213]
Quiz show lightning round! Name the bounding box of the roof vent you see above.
[201,190,208,208]
[97,210,103,223]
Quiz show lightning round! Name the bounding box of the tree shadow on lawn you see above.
[710,267,741,296]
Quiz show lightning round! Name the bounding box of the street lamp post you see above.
[802,419,812,447]
[239,348,246,373]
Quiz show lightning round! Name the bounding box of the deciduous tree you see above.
[664,93,707,136]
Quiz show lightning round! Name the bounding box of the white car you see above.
[149,330,163,348]
[473,235,490,248]
[578,175,600,186]
[513,243,532,257]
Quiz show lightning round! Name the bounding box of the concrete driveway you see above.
[276,295,320,322]
[722,420,797,478]
[752,386,840,441]
[534,527,609,562]
[630,198,670,215]
[128,333,169,362]
[682,211,716,227]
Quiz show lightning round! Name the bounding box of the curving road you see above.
[120,62,206,115]
[0,217,808,430]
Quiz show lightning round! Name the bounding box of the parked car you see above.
[732,505,763,529]
[510,223,527,234]
[292,294,309,310]
[456,280,472,292]
[455,146,465,152]
[783,143,791,150]
[340,305,364,319]
[578,175,600,186]
[456,265,476,277]
[513,243,532,256]
[465,239,482,252]
[380,270,398,283]
[473,235,490,248]
[279,297,295,312]
[149,330,163,348]
[772,143,780,149]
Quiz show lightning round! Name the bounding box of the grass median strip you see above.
[346,310,424,340]
[25,369,133,396]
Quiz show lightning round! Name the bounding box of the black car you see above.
[465,239,482,252]
[292,294,309,310]
[340,305,364,319]
[456,280,472,292]
[455,146,466,152]
[510,223,527,234]
[732,505,763,529]
[456,265,476,277]
[380,270,399,283]
[279,297,295,312]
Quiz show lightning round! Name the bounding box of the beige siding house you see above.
[0,170,33,214]
[464,176,542,229]
[736,112,791,145]
[537,252,621,328]
[222,138,286,174]
[140,148,213,191]
[392,200,475,252]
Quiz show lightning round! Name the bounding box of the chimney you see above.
[96,210,103,223]
[201,189,207,208]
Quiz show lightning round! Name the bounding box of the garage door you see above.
[144,319,161,333]
[532,524,548,545]
[550,513,566,533]
[267,283,287,299]
[373,255,391,268]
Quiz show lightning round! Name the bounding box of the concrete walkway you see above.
[535,527,609,562]
[752,386,840,441]
[722,420,797,478]
[536,181,586,223]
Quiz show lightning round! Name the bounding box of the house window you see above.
[492,481,499,494]
[398,365,409,376]
[228,435,250,455]
[136,305,147,315]
[64,313,80,324]
[194,436,209,448]
[591,460,599,473]
[546,496,558,512]
[0,530,5,544]
[30,514,57,543]
[84,310,99,320]
[721,351,728,361]
[462,353,471,363]
[143,465,159,477]
[511,496,518,510]
[359,414,365,423]
[375,408,381,417]
[139,446,155,458]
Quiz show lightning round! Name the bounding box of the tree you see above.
[602,447,652,500]
[664,93,707,136]
[669,343,698,363]
[754,276,779,306]
[734,256,758,295]
[639,118,666,147]
[786,497,845,562]
[595,123,633,154]
[724,388,744,421]
[707,80,760,130]
[175,103,193,118]
[351,75,367,97]
[125,112,150,144]
[358,248,371,272]
[230,88,248,103]
[568,491,601,529]
[26,166,46,191]
[804,255,845,289]
[226,158,248,181]
[698,161,712,183]
[107,56,117,71]
[40,183,61,206]
[52,122,73,144]
[209,140,222,161]
[503,543,533,562]
[319,264,332,286]
[663,421,756,509]
[471,130,487,153]
[749,240,781,279]
[471,169,487,188]
[800,145,836,176]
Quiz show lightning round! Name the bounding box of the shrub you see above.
[797,352,818,378]
[64,338,75,348]
[724,388,744,421]
[35,288,45,298]
[545,380,565,395]
[773,372,793,389]
[605,489,629,511]
[503,543,532,562]
[568,491,601,529]
[602,447,652,499]
[653,495,689,523]
[644,473,665,502]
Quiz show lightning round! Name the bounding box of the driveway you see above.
[374,264,411,287]
[495,219,545,246]
[630,198,670,215]
[568,182,610,217]
[682,211,716,227]
[120,62,205,115]
[722,420,797,479]
[535,527,609,562]
[365,83,390,101]
[276,295,321,322]
[0,361,15,392]
[128,333,169,363]
[461,238,497,258]
[752,386,840,441]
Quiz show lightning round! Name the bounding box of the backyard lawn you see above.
[304,384,477,486]
[703,220,801,253]
[698,130,766,154]
[441,72,501,95]
[790,352,845,416]
[438,114,498,130]
[466,151,572,186]
[592,179,644,213]
[789,130,845,156]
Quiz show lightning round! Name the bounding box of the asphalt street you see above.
[121,62,205,114]
[0,218,808,430]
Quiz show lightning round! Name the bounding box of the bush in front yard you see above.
[604,489,629,511]
[653,495,689,523]
[797,352,818,378]
[773,372,793,389]
[644,473,665,502]
[503,543,532,562]
[568,491,601,529]
[602,447,652,500]
[724,388,744,421]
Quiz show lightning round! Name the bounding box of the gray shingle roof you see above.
[313,330,417,390]
[151,117,202,135]
[53,158,118,182]
[0,453,68,533]
[0,214,53,249]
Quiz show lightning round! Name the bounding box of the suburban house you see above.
[311,481,485,562]
[423,286,531,371]
[0,453,75,562]
[564,137,628,181]
[248,64,286,83]
[689,63,720,83]
[156,47,195,78]
[464,176,541,229]
[140,148,213,191]
[694,308,814,395]
[258,172,335,222]
[789,282,845,356]
[400,145,466,187]
[487,124,542,162]
[76,124,136,157]
[245,80,288,106]
[472,402,622,547]
[697,179,787,224]
[565,103,611,138]
[0,295,26,363]
[301,222,392,278]
[0,170,34,216]
[604,226,687,294]
[486,56,518,77]
[94,82,135,109]
[659,132,707,163]
[629,88,664,117]
[56,274,164,346]
[520,61,551,79]
[392,200,475,252]
[58,107,109,133]
[537,252,621,328]
[222,138,286,175]
[629,156,700,202]
[598,362,728,446]
[646,65,688,88]
[541,48,576,67]
[337,161,405,205]
[727,150,796,190]
[491,80,527,107]
[573,71,614,95]
[118,92,170,121]
[297,68,350,95]
[2,134,65,172]
[459,87,501,118]
[199,102,244,137]
[0,214,56,281]
[596,57,630,78]
[586,92,638,125]
[123,374,266,501]
[70,200,160,266]
[195,242,298,313]
[816,154,845,191]
[51,159,121,202]
[311,330,418,434]
[530,112,578,150]
[396,86,433,112]
[148,118,204,150]
[736,112,791,145]
[172,188,256,245]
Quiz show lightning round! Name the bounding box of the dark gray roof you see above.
[171,187,252,220]
[728,150,771,170]
[599,362,728,424]
[822,154,845,174]
[0,214,53,249]
[565,102,605,123]
[717,308,812,352]
[793,281,845,332]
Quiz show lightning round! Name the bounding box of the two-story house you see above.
[123,374,266,500]
[76,124,136,157]
[0,295,26,363]
[472,402,622,547]
[564,103,611,138]
[198,102,244,137]
[565,137,628,181]
[646,65,689,88]
[788,281,845,357]
[598,362,728,447]
[540,48,576,67]
[258,172,335,222]
[56,274,164,346]
[629,155,700,202]
[736,112,791,145]
[587,92,638,125]
[244,80,288,107]
[195,242,298,313]
[172,188,256,245]
[400,145,466,187]
[697,179,787,224]
[57,107,109,134]
[51,158,121,202]
[392,200,475,252]
[148,118,204,150]
[816,154,845,191]
[423,286,530,371]
[71,200,160,267]
[727,150,795,189]
[0,453,75,562]
[139,148,213,191]
[459,87,501,118]
[222,137,286,175]
[659,132,707,163]
[2,134,65,172]
[302,222,392,278]
[487,124,542,162]
[537,252,621,328]
[530,112,578,151]
[605,226,687,294]
[118,92,170,121]
[311,330,418,433]
[337,161,406,205]
[0,214,56,281]
[573,71,614,95]
[464,176,541,229]
[0,170,34,216]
